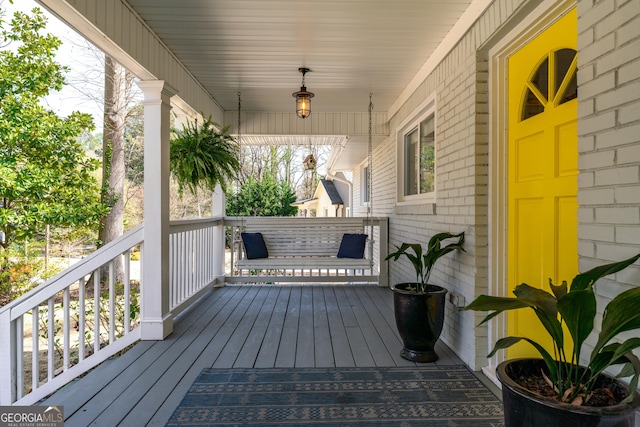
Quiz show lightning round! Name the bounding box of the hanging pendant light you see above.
[292,67,314,119]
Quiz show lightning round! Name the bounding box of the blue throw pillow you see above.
[241,232,269,259]
[337,233,368,259]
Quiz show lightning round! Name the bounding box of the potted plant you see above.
[385,231,465,362]
[463,253,640,426]
[170,114,241,196]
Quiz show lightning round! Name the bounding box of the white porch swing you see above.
[228,94,387,285]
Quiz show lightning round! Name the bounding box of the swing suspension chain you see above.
[368,93,373,218]
[236,91,242,193]
[367,93,374,266]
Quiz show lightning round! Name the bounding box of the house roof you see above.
[319,179,344,205]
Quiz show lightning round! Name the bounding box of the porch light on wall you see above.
[292,67,314,119]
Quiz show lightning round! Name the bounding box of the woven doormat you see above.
[166,365,504,426]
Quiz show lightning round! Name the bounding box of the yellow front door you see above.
[507,9,578,358]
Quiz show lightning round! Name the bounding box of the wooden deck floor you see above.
[41,284,475,426]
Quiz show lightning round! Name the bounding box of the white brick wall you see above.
[363,0,640,375]
[578,1,640,415]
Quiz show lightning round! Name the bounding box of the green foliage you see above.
[463,253,640,405]
[226,175,298,217]
[0,7,110,254]
[170,114,241,196]
[385,232,465,293]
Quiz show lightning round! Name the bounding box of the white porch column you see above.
[212,184,226,285]
[138,80,176,340]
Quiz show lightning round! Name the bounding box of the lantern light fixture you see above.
[292,67,314,119]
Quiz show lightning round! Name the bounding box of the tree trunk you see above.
[99,56,131,281]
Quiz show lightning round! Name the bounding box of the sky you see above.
[2,0,105,129]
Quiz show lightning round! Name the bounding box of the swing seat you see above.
[230,217,380,284]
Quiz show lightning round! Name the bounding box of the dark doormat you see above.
[166,365,504,426]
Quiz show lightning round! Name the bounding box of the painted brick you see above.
[594,166,639,186]
[578,170,595,188]
[617,145,640,164]
[595,82,640,111]
[597,39,640,75]
[594,206,640,224]
[578,240,596,258]
[577,187,615,205]
[577,70,615,100]
[579,0,615,31]
[581,224,615,241]
[578,135,596,153]
[617,10,640,45]
[578,111,616,136]
[578,33,616,66]
[616,225,640,244]
[595,2,636,37]
[615,186,640,203]
[618,103,640,126]
[579,207,595,224]
[578,150,615,169]
[595,124,640,149]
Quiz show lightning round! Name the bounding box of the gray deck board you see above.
[42,284,468,427]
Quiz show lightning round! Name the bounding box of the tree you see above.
[99,56,137,248]
[226,176,298,217]
[0,6,109,253]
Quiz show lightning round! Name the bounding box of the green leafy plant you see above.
[170,114,241,196]
[385,232,465,293]
[463,253,640,405]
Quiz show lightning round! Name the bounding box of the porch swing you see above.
[229,94,385,284]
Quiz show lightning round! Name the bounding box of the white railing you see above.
[0,215,387,405]
[168,217,225,315]
[0,226,144,405]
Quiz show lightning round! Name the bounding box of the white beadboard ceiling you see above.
[125,0,479,116]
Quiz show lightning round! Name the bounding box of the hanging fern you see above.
[170,114,241,196]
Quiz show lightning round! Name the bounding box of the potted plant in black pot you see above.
[385,231,465,362]
[463,253,640,427]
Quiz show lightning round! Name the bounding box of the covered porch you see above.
[39,284,495,426]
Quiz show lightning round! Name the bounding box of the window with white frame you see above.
[397,99,436,203]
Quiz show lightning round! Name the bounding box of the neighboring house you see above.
[294,177,350,217]
[27,0,640,379]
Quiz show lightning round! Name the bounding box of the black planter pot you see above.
[392,283,447,363]
[497,358,640,427]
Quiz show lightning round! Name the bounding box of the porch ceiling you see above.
[125,0,478,116]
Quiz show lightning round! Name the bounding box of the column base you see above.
[140,314,174,340]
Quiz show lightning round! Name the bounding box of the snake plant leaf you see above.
[549,278,567,300]
[591,287,640,358]
[462,295,530,325]
[532,307,565,351]
[619,352,640,404]
[590,343,640,403]
[423,232,466,283]
[570,253,640,292]
[513,283,558,317]
[386,243,424,283]
[557,287,596,362]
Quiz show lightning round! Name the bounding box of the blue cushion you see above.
[241,232,269,259]
[337,233,368,259]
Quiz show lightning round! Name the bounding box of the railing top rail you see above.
[169,216,224,234]
[223,216,388,225]
[2,225,144,319]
